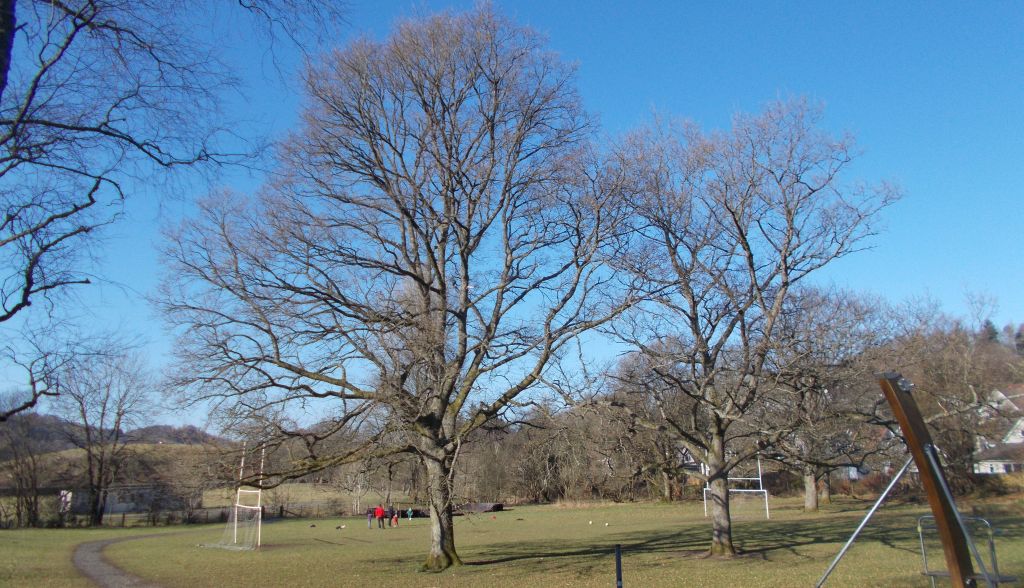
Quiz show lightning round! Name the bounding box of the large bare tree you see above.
[54,349,152,526]
[159,7,629,570]
[610,100,897,555]
[0,0,343,421]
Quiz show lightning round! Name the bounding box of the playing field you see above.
[2,497,1022,587]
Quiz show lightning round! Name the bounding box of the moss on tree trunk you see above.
[422,455,462,572]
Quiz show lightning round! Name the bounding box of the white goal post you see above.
[702,456,771,520]
[205,443,266,551]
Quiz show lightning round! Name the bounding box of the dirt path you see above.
[72,536,161,588]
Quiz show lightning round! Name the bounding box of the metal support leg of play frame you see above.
[814,456,914,588]
[879,374,977,586]
[923,444,996,588]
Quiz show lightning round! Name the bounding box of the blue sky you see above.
[77,1,1022,419]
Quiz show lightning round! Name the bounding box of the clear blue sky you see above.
[83,1,1022,420]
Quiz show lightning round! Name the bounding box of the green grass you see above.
[3,497,1023,587]
[0,526,185,588]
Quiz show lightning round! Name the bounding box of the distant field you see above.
[3,497,1022,587]
[202,482,415,519]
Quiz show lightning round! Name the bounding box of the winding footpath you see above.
[72,536,161,588]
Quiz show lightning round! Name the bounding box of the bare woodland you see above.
[1,2,1023,574]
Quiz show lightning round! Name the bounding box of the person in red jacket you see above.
[374,504,385,529]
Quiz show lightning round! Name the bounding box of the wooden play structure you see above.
[817,374,1017,587]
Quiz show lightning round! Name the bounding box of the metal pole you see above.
[757,457,770,519]
[815,456,914,588]
[924,445,995,588]
[615,544,623,588]
[234,441,246,544]
[702,463,709,517]
[257,445,265,548]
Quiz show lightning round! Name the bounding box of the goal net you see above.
[213,494,262,550]
[204,444,265,551]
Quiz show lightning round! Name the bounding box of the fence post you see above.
[615,544,623,588]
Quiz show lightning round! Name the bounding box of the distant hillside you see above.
[0,413,226,460]
[125,424,224,445]
[0,413,79,458]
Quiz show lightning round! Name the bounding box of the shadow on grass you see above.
[461,508,1024,577]
[313,536,373,545]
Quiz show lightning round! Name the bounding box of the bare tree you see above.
[159,7,629,571]
[890,303,1024,490]
[767,287,896,512]
[0,0,343,421]
[605,355,703,501]
[0,404,46,526]
[1,337,58,421]
[333,458,375,515]
[610,100,897,555]
[0,322,95,421]
[54,349,152,526]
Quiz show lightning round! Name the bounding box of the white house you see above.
[974,386,1024,475]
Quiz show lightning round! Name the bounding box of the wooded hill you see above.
[0,413,224,461]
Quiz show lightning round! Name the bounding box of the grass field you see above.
[0,526,184,587]
[2,497,1022,587]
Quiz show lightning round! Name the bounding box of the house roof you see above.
[1004,419,1024,444]
[975,443,1024,463]
[992,385,1024,412]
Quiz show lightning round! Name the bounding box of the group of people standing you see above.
[366,504,414,529]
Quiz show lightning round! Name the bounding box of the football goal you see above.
[206,443,265,551]
[702,456,771,520]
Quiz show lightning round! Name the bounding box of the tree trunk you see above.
[661,471,673,502]
[21,488,39,527]
[706,435,735,556]
[89,488,106,526]
[410,463,422,503]
[821,472,832,505]
[422,454,462,571]
[803,471,819,513]
[385,463,394,508]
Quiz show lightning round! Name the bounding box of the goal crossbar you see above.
[702,487,771,519]
[701,456,771,519]
[231,445,265,548]
[203,443,266,551]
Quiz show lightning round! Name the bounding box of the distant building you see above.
[973,386,1024,475]
[974,444,1024,474]
[68,483,201,515]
